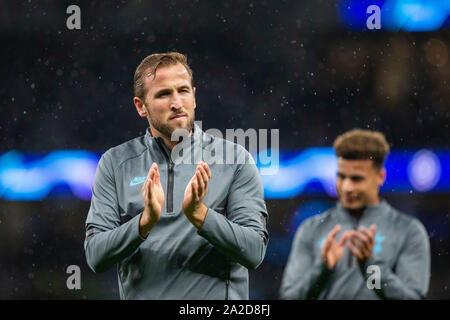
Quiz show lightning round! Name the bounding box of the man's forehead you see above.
[146,64,190,83]
[337,158,374,172]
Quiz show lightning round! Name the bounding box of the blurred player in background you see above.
[280,129,430,299]
[84,52,268,299]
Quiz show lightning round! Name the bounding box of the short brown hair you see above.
[333,129,390,169]
[133,52,194,101]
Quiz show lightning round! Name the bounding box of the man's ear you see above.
[378,167,386,187]
[193,87,196,109]
[133,97,147,118]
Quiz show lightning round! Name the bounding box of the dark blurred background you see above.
[0,0,449,299]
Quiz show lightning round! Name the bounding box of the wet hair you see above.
[133,52,194,101]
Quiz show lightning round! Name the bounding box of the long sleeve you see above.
[84,152,146,273]
[279,221,334,299]
[362,218,431,299]
[197,158,269,270]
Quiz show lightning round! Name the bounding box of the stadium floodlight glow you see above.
[383,0,450,31]
[0,148,449,201]
[408,149,441,192]
[0,150,98,201]
[259,148,338,199]
[339,0,450,31]
[259,148,450,198]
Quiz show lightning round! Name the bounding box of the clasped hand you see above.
[140,161,211,236]
[321,224,376,269]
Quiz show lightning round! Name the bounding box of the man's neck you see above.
[150,128,193,151]
[347,207,365,220]
[159,136,178,151]
[345,197,380,220]
[367,196,380,207]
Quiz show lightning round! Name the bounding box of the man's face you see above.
[139,63,196,140]
[336,158,386,210]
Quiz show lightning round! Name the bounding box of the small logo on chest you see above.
[374,234,385,254]
[317,232,386,253]
[129,176,146,186]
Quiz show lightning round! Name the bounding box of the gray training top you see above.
[84,123,269,299]
[280,200,430,299]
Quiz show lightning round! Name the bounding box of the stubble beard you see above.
[146,106,195,141]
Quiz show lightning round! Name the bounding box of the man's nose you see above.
[170,93,182,110]
[342,179,354,193]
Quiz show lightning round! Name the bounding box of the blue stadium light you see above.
[339,0,387,30]
[407,149,441,191]
[0,150,98,201]
[259,148,338,199]
[383,0,450,31]
[0,148,449,201]
[339,0,450,31]
[259,148,450,199]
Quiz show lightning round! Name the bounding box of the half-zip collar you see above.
[335,199,390,226]
[144,122,205,152]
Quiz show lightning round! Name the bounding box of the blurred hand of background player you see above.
[348,224,376,264]
[139,163,165,237]
[183,161,211,230]
[321,224,350,269]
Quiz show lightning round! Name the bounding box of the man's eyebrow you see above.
[154,88,172,96]
[337,172,364,178]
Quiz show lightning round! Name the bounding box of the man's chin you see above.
[341,201,364,211]
[171,122,191,133]
[168,122,194,138]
